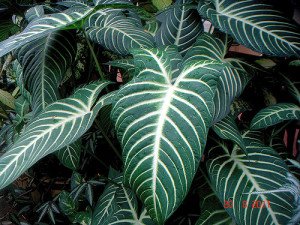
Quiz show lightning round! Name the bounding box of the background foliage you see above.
[0,0,299,224]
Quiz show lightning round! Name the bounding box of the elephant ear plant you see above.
[0,0,300,224]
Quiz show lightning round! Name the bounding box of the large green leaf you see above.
[56,141,82,170]
[250,103,300,130]
[197,0,300,57]
[0,6,94,57]
[183,33,251,123]
[0,81,112,190]
[92,168,154,225]
[155,0,202,55]
[17,30,76,115]
[206,131,300,225]
[212,115,246,151]
[195,171,233,225]
[86,12,154,55]
[111,47,224,223]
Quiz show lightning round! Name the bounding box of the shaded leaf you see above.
[212,115,246,151]
[251,103,300,130]
[56,141,82,170]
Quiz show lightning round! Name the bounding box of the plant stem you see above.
[95,120,122,160]
[86,149,109,169]
[208,22,213,34]
[83,31,106,81]
[83,31,121,160]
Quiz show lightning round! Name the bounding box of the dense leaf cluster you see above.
[0,0,299,224]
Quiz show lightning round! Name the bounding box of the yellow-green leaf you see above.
[0,89,15,109]
[152,0,172,10]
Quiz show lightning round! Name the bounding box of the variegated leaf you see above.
[56,141,82,170]
[250,103,300,130]
[92,168,154,225]
[183,33,251,123]
[111,47,224,223]
[195,171,234,225]
[212,115,246,151]
[206,131,300,225]
[155,0,202,55]
[86,12,154,55]
[198,0,300,57]
[17,30,76,116]
[0,81,112,189]
[0,6,94,57]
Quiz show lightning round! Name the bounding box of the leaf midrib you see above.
[174,5,185,46]
[145,48,173,219]
[41,34,51,110]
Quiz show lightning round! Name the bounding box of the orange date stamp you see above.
[224,199,271,209]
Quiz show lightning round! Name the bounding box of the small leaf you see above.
[289,60,300,67]
[47,208,56,224]
[0,20,20,42]
[85,183,93,206]
[59,191,77,216]
[14,96,30,119]
[212,115,246,151]
[71,172,83,190]
[255,58,276,69]
[250,103,300,130]
[73,210,92,225]
[56,141,82,170]
[13,61,31,103]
